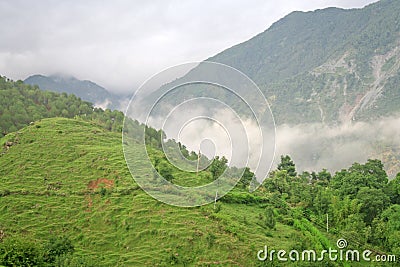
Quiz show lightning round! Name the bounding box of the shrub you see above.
[0,238,44,266]
[43,236,75,263]
[264,207,276,230]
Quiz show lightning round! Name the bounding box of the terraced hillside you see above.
[0,118,314,266]
[1,118,398,266]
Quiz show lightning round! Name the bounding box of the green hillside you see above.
[0,118,304,266]
[1,118,399,266]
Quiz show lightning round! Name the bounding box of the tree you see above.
[331,160,388,198]
[311,169,331,187]
[329,195,362,229]
[313,188,333,216]
[237,167,254,189]
[209,156,228,180]
[263,170,289,195]
[44,236,74,263]
[385,173,400,205]
[372,204,400,253]
[0,238,44,266]
[356,187,390,225]
[277,155,297,178]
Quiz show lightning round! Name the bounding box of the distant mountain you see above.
[208,0,400,125]
[141,0,400,176]
[24,74,125,110]
[148,0,400,125]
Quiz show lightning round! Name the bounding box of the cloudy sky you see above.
[0,0,378,93]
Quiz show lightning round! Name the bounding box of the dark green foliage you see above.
[0,236,75,266]
[145,126,165,149]
[331,159,388,197]
[277,155,297,178]
[356,187,390,225]
[371,204,400,254]
[208,156,228,180]
[264,207,276,229]
[237,167,254,189]
[221,190,268,204]
[263,170,289,195]
[0,76,125,136]
[261,155,400,254]
[157,161,175,182]
[43,236,75,263]
[0,238,44,266]
[385,173,400,204]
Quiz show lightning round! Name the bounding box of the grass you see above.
[0,118,372,266]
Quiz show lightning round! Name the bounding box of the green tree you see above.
[313,188,333,216]
[385,173,400,205]
[157,161,174,182]
[356,187,390,225]
[44,236,75,263]
[331,160,388,198]
[277,155,297,178]
[372,204,400,253]
[237,167,254,189]
[0,238,44,266]
[263,170,289,195]
[209,156,228,180]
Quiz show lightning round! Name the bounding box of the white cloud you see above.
[0,0,378,93]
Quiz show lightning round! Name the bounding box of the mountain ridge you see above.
[200,0,400,125]
[24,74,126,111]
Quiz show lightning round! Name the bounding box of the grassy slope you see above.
[0,118,306,266]
[0,118,376,266]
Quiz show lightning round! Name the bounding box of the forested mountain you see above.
[211,0,400,124]
[149,0,400,125]
[0,76,124,136]
[24,74,125,111]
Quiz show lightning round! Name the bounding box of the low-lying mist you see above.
[275,116,400,176]
[149,109,400,179]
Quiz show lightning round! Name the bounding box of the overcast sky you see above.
[0,0,378,93]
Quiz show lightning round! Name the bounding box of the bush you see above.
[264,207,276,230]
[0,238,44,266]
[44,236,75,263]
